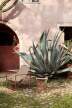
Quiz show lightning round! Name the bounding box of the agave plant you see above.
[15,31,72,78]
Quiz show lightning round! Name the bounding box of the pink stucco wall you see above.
[1,0,72,66]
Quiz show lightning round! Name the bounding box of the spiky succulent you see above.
[16,31,72,78]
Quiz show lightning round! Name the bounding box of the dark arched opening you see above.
[0,23,19,46]
[0,23,19,72]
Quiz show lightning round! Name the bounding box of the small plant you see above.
[15,31,72,79]
[65,39,72,51]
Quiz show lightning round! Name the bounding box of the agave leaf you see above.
[44,41,50,72]
[59,49,71,63]
[29,48,40,67]
[38,32,48,56]
[52,31,63,48]
[37,41,49,73]
[56,47,66,63]
[29,47,45,72]
[56,52,71,70]
[17,52,32,65]
[57,67,72,73]
[60,54,71,63]
[35,41,50,73]
[50,32,66,70]
[55,48,69,67]
[51,31,64,64]
[30,64,42,73]
[52,31,60,47]
[36,47,43,59]
[32,42,44,67]
[38,31,50,72]
[49,47,57,71]
[60,57,71,67]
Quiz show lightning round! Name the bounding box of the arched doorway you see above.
[0,23,19,72]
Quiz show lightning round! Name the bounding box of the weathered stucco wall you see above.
[1,0,72,66]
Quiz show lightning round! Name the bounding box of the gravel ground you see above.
[0,65,29,82]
